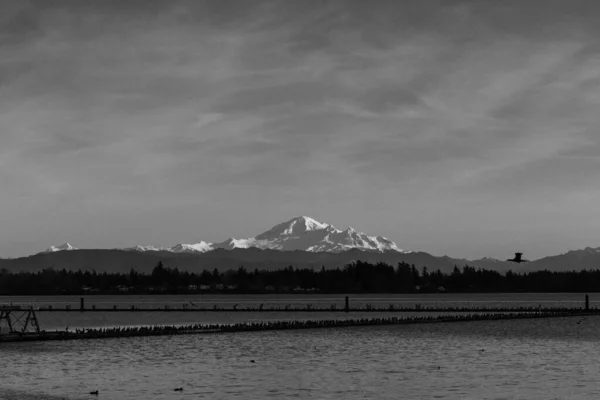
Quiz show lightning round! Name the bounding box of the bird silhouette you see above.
[577,317,587,325]
[174,388,183,392]
[506,252,528,263]
[89,390,99,395]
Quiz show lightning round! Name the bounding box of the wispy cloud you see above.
[2,0,600,258]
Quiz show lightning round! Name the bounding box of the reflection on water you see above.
[2,316,600,400]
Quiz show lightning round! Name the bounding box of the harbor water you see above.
[1,294,598,399]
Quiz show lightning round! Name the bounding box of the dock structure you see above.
[17,294,584,314]
[0,309,597,343]
[36,304,596,313]
[0,295,596,344]
[0,305,41,337]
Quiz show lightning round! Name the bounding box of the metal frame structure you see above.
[0,306,41,334]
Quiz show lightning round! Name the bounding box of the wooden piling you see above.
[1,309,595,343]
[80,297,84,312]
[345,296,349,312]
[586,294,590,311]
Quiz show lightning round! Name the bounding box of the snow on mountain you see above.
[41,242,77,253]
[124,245,168,252]
[129,216,406,254]
[222,216,405,253]
[214,238,256,250]
[169,241,213,253]
[255,216,330,239]
[561,246,600,256]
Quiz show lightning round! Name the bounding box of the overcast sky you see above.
[2,0,600,260]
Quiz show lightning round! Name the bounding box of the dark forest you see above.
[1,261,600,295]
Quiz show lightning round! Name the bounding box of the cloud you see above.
[3,1,600,258]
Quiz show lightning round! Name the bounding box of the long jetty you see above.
[33,294,595,313]
[1,295,594,343]
[36,305,598,313]
[0,310,595,343]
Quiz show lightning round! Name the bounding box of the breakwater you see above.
[31,294,592,313]
[0,310,592,343]
[38,305,595,312]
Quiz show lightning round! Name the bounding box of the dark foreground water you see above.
[1,294,598,399]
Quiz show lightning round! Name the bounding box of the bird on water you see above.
[174,388,183,392]
[89,390,99,395]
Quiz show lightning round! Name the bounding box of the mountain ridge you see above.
[41,242,77,253]
[6,216,600,274]
[41,216,405,256]
[3,245,600,275]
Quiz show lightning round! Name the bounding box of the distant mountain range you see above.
[38,216,401,255]
[42,242,78,253]
[2,216,599,274]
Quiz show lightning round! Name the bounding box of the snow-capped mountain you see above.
[128,216,406,254]
[245,216,402,252]
[561,246,600,256]
[21,231,600,274]
[41,242,77,253]
[124,245,167,252]
[169,241,213,253]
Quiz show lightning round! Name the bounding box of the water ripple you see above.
[2,316,600,399]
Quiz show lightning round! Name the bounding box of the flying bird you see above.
[506,252,529,263]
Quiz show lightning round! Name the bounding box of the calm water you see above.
[2,316,600,400]
[2,294,599,399]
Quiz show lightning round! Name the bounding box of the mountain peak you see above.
[290,216,330,231]
[255,216,331,240]
[41,242,77,254]
[125,216,404,254]
[562,246,600,256]
[170,241,213,253]
[249,216,402,253]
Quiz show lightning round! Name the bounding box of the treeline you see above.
[1,261,600,295]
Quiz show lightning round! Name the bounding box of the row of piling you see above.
[32,295,594,313]
[38,305,600,312]
[30,295,578,313]
[0,310,591,343]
